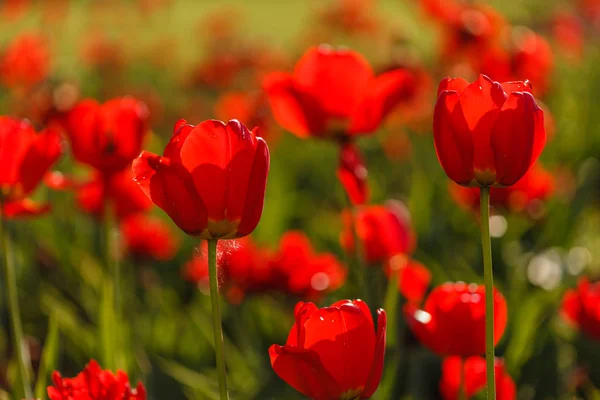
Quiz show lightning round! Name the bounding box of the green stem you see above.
[480,187,496,400]
[459,357,467,400]
[208,239,229,400]
[0,211,33,399]
[104,203,121,370]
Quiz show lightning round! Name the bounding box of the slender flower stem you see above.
[0,209,33,399]
[208,239,229,400]
[480,187,496,400]
[104,203,121,370]
[459,357,467,400]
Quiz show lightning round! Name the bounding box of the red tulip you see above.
[133,119,270,239]
[440,356,516,400]
[0,117,61,218]
[338,143,369,205]
[316,0,380,37]
[0,32,50,88]
[263,45,416,138]
[120,214,179,261]
[552,12,584,62]
[76,169,152,220]
[341,202,416,265]
[48,359,146,400]
[561,278,600,341]
[270,300,386,400]
[65,97,149,174]
[404,282,508,356]
[450,164,554,216]
[270,231,347,300]
[385,256,432,303]
[433,74,546,187]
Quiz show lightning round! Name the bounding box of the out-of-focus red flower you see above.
[338,143,369,205]
[315,0,380,37]
[120,214,179,261]
[0,0,30,20]
[481,30,554,97]
[440,356,516,400]
[552,12,584,62]
[133,119,270,239]
[77,169,151,220]
[214,91,280,145]
[270,300,386,400]
[80,32,127,72]
[264,45,416,139]
[419,0,462,22]
[404,282,508,356]
[48,359,146,400]
[450,164,555,216]
[270,231,347,300]
[562,278,600,341]
[385,255,432,304]
[434,74,546,187]
[65,97,149,174]
[0,117,61,218]
[0,33,51,88]
[341,202,416,265]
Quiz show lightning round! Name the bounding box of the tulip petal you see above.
[337,143,369,205]
[132,151,207,235]
[491,92,545,186]
[363,308,387,398]
[399,261,432,303]
[263,72,326,137]
[293,45,373,119]
[349,69,416,134]
[0,117,34,187]
[437,77,469,96]
[561,289,581,325]
[501,80,532,94]
[269,345,341,400]
[433,91,474,185]
[455,74,506,174]
[237,136,270,237]
[3,198,51,218]
[18,127,62,195]
[302,301,377,391]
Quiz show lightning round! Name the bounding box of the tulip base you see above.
[208,239,229,400]
[480,187,496,400]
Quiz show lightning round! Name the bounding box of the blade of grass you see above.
[34,313,60,399]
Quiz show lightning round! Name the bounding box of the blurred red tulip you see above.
[552,12,584,62]
[440,356,516,400]
[133,119,270,239]
[77,169,152,220]
[0,117,61,218]
[315,0,380,37]
[434,74,546,187]
[0,0,30,20]
[65,97,149,174]
[341,202,416,265]
[450,164,555,216]
[404,282,508,356]
[48,359,146,400]
[385,256,432,303]
[562,278,600,341]
[0,33,50,88]
[270,231,347,300]
[270,300,386,400]
[120,214,179,261]
[338,143,370,205]
[263,45,416,138]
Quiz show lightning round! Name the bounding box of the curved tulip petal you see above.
[18,127,62,195]
[491,92,545,186]
[399,260,432,303]
[293,45,373,118]
[437,77,469,96]
[561,289,581,325]
[3,198,51,218]
[433,91,474,185]
[237,136,270,237]
[132,151,207,235]
[501,80,532,94]
[363,308,387,398]
[337,143,369,205]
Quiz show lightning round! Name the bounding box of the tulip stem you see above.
[0,208,33,399]
[480,187,496,400]
[104,203,121,370]
[208,239,229,400]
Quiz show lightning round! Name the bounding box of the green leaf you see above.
[34,313,60,400]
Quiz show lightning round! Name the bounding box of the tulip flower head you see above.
[270,300,386,400]
[48,359,146,400]
[404,282,508,356]
[440,356,516,400]
[120,214,179,261]
[0,32,50,88]
[433,74,545,188]
[133,119,270,239]
[0,117,61,218]
[561,278,600,341]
